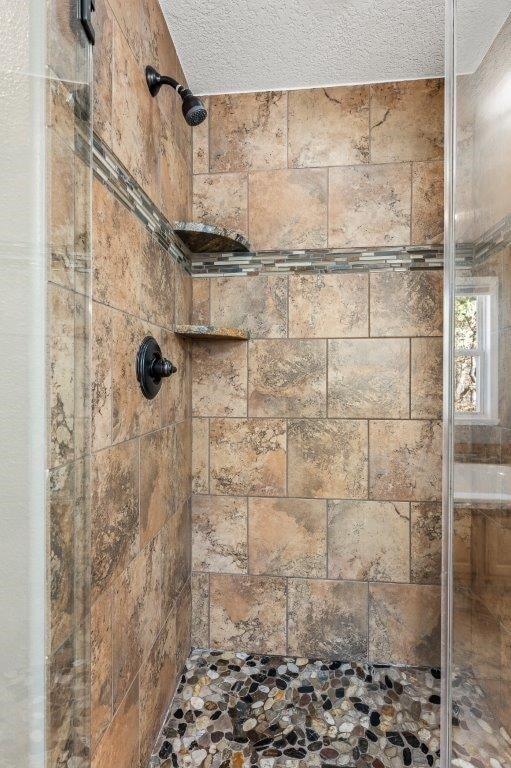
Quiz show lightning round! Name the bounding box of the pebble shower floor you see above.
[149,650,511,768]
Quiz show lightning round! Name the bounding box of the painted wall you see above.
[90,1,193,766]
[190,80,445,664]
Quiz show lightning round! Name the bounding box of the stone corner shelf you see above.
[174,324,250,340]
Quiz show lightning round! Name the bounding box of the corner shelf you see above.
[174,324,250,341]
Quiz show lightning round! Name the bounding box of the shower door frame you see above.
[441,0,456,765]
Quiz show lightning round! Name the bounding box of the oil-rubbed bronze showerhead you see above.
[145,65,208,127]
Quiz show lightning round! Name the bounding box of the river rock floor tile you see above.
[149,649,442,767]
[150,650,511,768]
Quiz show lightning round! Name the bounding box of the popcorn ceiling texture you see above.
[158,0,510,94]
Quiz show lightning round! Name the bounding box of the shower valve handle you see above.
[137,336,177,400]
[151,357,177,379]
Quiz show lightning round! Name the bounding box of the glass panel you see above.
[455,354,478,412]
[445,1,511,765]
[454,295,478,350]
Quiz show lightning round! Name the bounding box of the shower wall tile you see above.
[209,91,287,173]
[91,0,193,763]
[248,339,327,418]
[91,441,139,599]
[369,79,444,163]
[287,579,369,660]
[369,420,443,501]
[411,160,445,244]
[140,427,175,548]
[328,338,409,418]
[288,85,370,168]
[411,502,442,584]
[91,590,112,752]
[49,463,75,654]
[327,500,410,582]
[369,583,442,665]
[370,270,443,337]
[210,274,288,338]
[91,676,139,768]
[191,572,210,647]
[248,497,327,577]
[193,173,249,238]
[193,97,210,174]
[192,418,209,494]
[192,279,210,324]
[192,340,248,417]
[192,495,248,573]
[288,418,368,499]
[209,574,287,654]
[248,168,328,251]
[189,78,444,663]
[209,418,287,496]
[289,273,369,338]
[411,337,444,419]
[328,163,411,248]
[49,284,76,466]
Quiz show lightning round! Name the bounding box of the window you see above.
[455,277,498,423]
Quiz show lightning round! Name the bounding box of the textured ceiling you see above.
[158,0,511,94]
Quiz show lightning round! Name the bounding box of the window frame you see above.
[454,276,499,425]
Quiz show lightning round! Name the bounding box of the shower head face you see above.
[181,94,208,126]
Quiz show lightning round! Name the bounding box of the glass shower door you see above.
[444,1,511,765]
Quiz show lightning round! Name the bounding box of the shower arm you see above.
[146,66,189,98]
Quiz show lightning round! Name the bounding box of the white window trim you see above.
[455,276,499,425]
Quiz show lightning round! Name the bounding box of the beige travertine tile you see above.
[175,420,192,510]
[192,96,210,173]
[91,302,113,452]
[288,86,369,168]
[92,177,140,313]
[210,418,286,496]
[192,495,248,573]
[289,273,368,338]
[91,441,139,598]
[192,418,209,494]
[370,270,443,337]
[328,164,411,248]
[91,590,112,752]
[161,331,191,425]
[91,676,139,768]
[193,173,248,238]
[192,340,248,417]
[175,582,192,671]
[111,23,159,202]
[248,497,327,577]
[288,419,368,499]
[175,265,193,325]
[327,500,410,582]
[328,338,409,418]
[411,502,442,584]
[210,274,288,338]
[288,579,368,659]
[139,229,175,328]
[209,91,287,172]
[369,583,441,666]
[369,420,442,501]
[249,168,328,250]
[411,160,444,244]
[160,134,192,223]
[49,463,75,654]
[139,612,176,764]
[162,502,192,615]
[49,284,76,468]
[192,279,210,324]
[248,339,327,418]
[191,572,209,647]
[370,79,444,163]
[111,555,143,709]
[140,427,175,548]
[411,337,443,419]
[92,0,113,146]
[209,574,287,654]
[48,129,75,288]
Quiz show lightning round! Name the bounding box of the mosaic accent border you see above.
[91,133,480,276]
